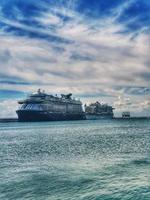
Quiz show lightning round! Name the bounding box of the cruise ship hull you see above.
[86,114,114,120]
[16,110,85,122]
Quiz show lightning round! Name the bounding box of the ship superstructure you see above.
[85,101,114,119]
[16,89,85,122]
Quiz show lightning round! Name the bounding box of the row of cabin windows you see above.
[21,103,82,112]
[67,105,82,112]
[85,106,113,113]
[48,104,82,112]
[21,104,43,111]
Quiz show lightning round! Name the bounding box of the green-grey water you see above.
[0,119,150,200]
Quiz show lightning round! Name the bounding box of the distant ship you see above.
[85,101,114,119]
[122,111,130,118]
[16,89,85,122]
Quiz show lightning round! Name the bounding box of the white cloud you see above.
[0,0,150,117]
[0,99,18,118]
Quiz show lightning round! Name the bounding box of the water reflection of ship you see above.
[16,89,85,122]
[85,101,114,120]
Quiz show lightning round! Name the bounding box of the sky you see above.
[0,0,150,117]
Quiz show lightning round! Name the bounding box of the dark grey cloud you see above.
[138,72,150,81]
[115,86,150,95]
[70,52,95,61]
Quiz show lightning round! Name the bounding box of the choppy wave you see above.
[0,119,150,200]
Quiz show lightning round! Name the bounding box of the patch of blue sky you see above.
[1,0,44,16]
[1,0,75,21]
[76,0,125,18]
[4,25,72,44]
[116,1,150,32]
[0,89,26,100]
[0,1,56,35]
[0,80,31,85]
[55,12,73,24]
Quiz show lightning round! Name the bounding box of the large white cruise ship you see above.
[16,89,85,122]
[85,101,114,119]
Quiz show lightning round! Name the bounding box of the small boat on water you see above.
[122,112,131,118]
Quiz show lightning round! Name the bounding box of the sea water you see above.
[0,119,150,200]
